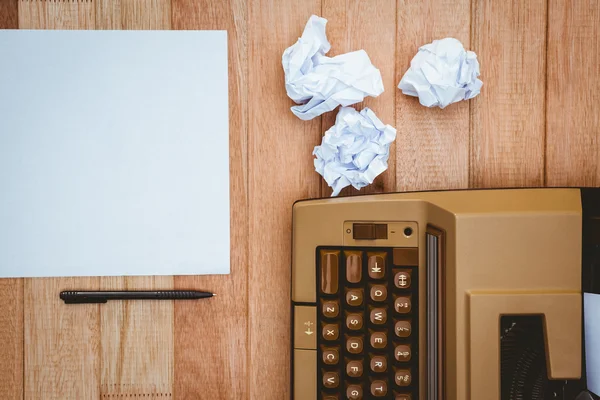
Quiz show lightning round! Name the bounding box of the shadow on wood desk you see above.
[0,0,599,399]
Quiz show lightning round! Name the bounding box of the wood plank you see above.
[19,3,100,399]
[0,279,23,400]
[470,0,547,187]
[247,2,321,399]
[0,0,18,29]
[546,0,600,186]
[18,0,95,30]
[121,0,171,30]
[24,279,100,400]
[99,277,173,398]
[171,1,248,399]
[95,0,122,30]
[396,0,471,191]
[0,5,22,400]
[321,0,397,196]
[95,2,174,398]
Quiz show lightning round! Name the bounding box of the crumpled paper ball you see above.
[313,107,396,196]
[398,37,483,108]
[282,15,384,120]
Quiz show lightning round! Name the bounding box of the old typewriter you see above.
[291,188,600,400]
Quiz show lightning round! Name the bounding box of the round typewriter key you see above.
[371,380,388,397]
[346,313,363,330]
[323,395,339,400]
[322,348,339,365]
[370,355,387,372]
[346,336,363,354]
[396,395,411,400]
[346,360,363,378]
[394,344,411,362]
[370,332,387,349]
[323,371,339,389]
[346,384,363,400]
[370,285,387,302]
[322,301,339,318]
[346,289,363,307]
[395,320,412,337]
[394,271,411,289]
[322,323,339,341]
[394,296,411,314]
[370,308,387,324]
[395,369,412,387]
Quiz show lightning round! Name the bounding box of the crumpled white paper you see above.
[313,107,396,196]
[398,38,483,108]
[282,15,384,120]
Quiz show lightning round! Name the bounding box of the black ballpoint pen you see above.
[60,290,215,304]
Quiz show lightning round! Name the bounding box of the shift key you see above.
[321,250,339,294]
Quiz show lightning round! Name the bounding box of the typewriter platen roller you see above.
[291,188,600,400]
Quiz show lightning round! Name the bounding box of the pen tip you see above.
[212,293,216,296]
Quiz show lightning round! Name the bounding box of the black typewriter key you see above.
[368,253,386,279]
[370,307,387,325]
[394,344,411,362]
[346,384,363,400]
[346,289,364,307]
[395,369,412,387]
[323,348,339,365]
[394,296,411,314]
[394,320,411,337]
[346,336,363,354]
[323,371,340,389]
[323,323,339,341]
[322,300,340,318]
[345,251,362,283]
[370,380,388,397]
[346,313,363,331]
[370,355,387,373]
[370,284,387,302]
[346,360,363,378]
[370,331,387,349]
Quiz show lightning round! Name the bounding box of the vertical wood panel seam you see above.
[393,0,398,193]
[468,0,475,188]
[543,0,550,187]
[244,1,251,397]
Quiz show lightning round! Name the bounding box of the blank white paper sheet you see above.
[0,30,230,278]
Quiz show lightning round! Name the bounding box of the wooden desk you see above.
[0,0,598,399]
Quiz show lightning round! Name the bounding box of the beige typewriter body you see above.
[291,188,582,400]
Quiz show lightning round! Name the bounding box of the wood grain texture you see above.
[99,277,173,398]
[18,0,95,30]
[19,3,100,399]
[0,279,23,400]
[248,1,321,398]
[0,5,22,400]
[25,278,100,400]
[95,2,174,398]
[396,0,471,191]
[0,0,18,29]
[171,0,248,398]
[95,0,122,29]
[546,0,600,187]
[121,0,171,30]
[470,0,547,188]
[321,0,397,196]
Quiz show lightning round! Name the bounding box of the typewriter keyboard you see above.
[314,246,419,400]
